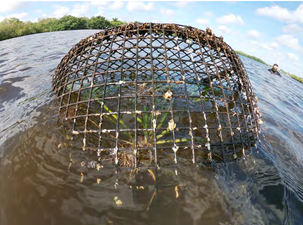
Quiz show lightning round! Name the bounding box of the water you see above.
[0,30,302,225]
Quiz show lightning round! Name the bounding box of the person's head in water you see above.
[272,64,279,72]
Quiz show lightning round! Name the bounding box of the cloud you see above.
[0,2,26,13]
[196,18,209,26]
[276,34,303,52]
[270,42,279,49]
[52,3,92,18]
[175,1,192,8]
[109,1,124,10]
[268,51,283,64]
[216,14,244,25]
[160,8,174,17]
[247,30,260,39]
[93,1,123,15]
[251,40,273,51]
[70,3,90,17]
[91,1,110,6]
[6,12,29,20]
[127,2,154,12]
[0,12,29,21]
[32,18,39,23]
[282,24,303,34]
[287,52,299,62]
[53,5,70,18]
[256,4,303,23]
[218,25,231,34]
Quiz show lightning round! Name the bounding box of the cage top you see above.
[74,22,229,50]
[53,22,246,93]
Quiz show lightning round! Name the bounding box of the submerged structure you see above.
[52,23,261,167]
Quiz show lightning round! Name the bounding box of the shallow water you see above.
[0,30,302,225]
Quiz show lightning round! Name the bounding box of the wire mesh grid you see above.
[52,23,261,167]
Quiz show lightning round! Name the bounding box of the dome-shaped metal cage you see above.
[52,23,261,167]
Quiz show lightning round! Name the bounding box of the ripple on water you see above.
[0,31,302,225]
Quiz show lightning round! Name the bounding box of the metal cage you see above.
[52,23,261,167]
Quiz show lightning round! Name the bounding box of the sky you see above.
[1,1,303,78]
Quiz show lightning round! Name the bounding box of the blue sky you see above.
[1,1,303,78]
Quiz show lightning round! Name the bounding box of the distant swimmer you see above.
[268,63,281,77]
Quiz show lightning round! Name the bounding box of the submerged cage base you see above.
[53,23,261,167]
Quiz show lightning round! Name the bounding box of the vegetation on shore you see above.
[236,50,303,84]
[235,51,270,66]
[281,71,303,84]
[0,15,125,41]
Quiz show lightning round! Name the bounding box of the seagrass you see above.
[52,23,261,167]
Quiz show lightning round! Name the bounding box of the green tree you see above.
[87,16,111,29]
[0,18,25,40]
[47,15,88,31]
[110,18,126,27]
[0,15,126,41]
[36,18,58,32]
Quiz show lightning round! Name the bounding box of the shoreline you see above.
[236,51,303,84]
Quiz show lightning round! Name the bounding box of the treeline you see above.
[0,15,126,41]
[236,50,303,84]
[280,70,303,84]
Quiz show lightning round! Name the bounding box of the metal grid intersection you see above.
[52,23,261,167]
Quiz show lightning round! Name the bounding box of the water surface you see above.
[0,31,302,225]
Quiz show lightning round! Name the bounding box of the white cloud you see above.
[293,62,302,67]
[287,52,299,62]
[218,25,231,34]
[127,2,154,12]
[93,1,118,16]
[53,5,70,18]
[0,2,26,13]
[282,24,303,34]
[196,18,208,26]
[256,4,303,23]
[0,12,29,21]
[267,51,283,63]
[251,40,273,51]
[32,18,39,23]
[91,1,110,6]
[276,34,303,52]
[160,8,174,17]
[109,1,124,10]
[70,3,90,17]
[247,30,260,39]
[216,14,244,25]
[175,1,192,8]
[95,7,106,16]
[270,42,279,49]
[6,12,29,20]
[52,3,92,18]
